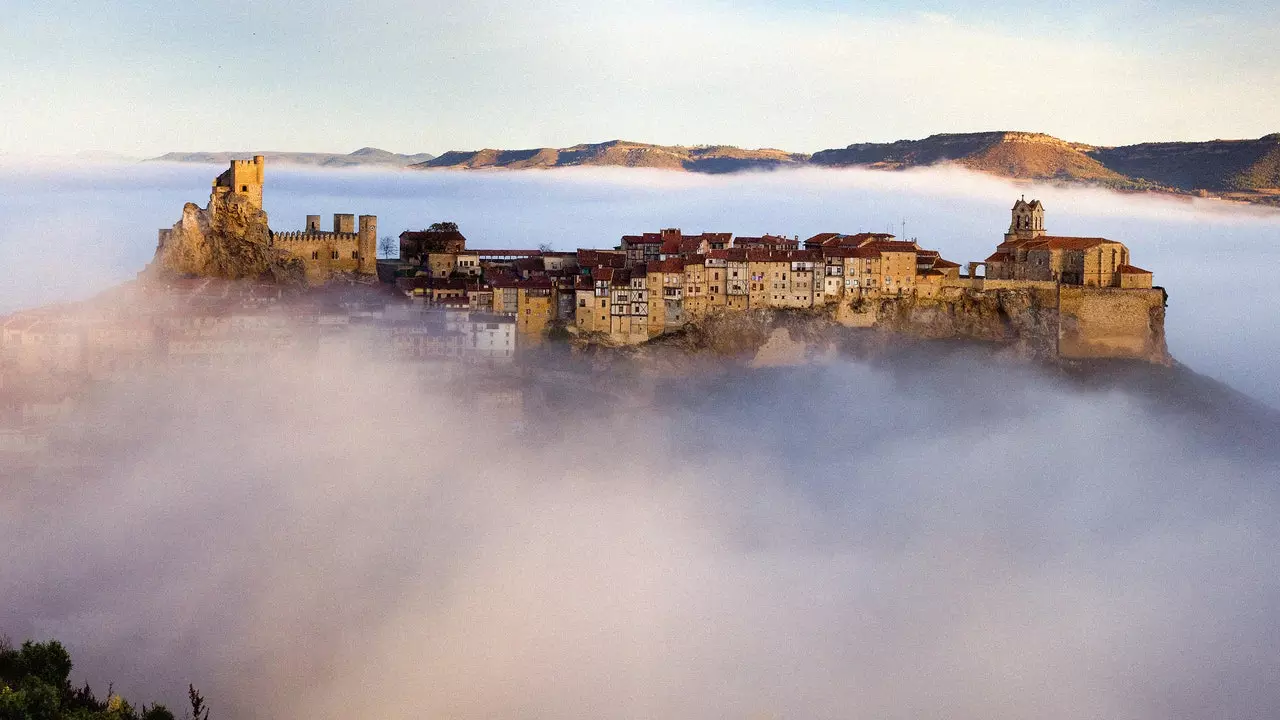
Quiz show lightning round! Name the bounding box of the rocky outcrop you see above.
[604,287,1169,368]
[147,194,305,285]
[840,288,1065,360]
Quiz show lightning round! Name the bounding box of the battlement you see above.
[160,156,378,284]
[272,231,360,244]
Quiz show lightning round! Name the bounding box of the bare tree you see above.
[188,685,209,720]
[378,236,398,260]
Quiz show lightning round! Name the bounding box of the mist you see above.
[1,160,1277,404]
[3,342,1280,720]
[4,162,1280,720]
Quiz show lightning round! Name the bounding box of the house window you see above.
[352,251,360,259]
[240,185,248,192]
[332,250,340,259]
[311,251,319,260]
[579,299,586,307]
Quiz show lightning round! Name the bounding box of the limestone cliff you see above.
[148,194,305,284]
[602,287,1170,368]
[839,288,1063,359]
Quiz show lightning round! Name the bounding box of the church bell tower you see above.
[1006,197,1046,242]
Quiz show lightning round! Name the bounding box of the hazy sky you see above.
[2,0,1277,156]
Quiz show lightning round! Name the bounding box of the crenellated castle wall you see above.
[270,231,366,285]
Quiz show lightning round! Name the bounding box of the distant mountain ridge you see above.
[1088,134,1280,192]
[808,132,1280,204]
[150,147,435,168]
[417,140,808,173]
[810,132,1126,183]
[151,133,1280,206]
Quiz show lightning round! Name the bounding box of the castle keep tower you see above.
[358,215,377,275]
[189,156,379,285]
[212,155,265,210]
[1005,197,1046,242]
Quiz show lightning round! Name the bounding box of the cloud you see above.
[3,339,1280,720]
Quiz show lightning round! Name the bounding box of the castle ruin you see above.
[157,156,378,286]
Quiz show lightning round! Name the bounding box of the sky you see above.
[2,0,1278,156]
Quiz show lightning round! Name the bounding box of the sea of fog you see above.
[1,160,1278,405]
[3,162,1280,720]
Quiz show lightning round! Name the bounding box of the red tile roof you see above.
[678,238,704,252]
[622,234,664,245]
[867,241,920,252]
[1039,236,1115,250]
[1117,264,1152,274]
[1001,236,1118,252]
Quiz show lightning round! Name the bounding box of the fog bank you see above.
[3,344,1280,720]
[1,162,1276,404]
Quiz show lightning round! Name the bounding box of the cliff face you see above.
[847,287,1063,358]
[612,287,1170,368]
[148,194,305,284]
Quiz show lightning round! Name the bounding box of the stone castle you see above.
[156,156,377,285]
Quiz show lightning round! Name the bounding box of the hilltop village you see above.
[145,157,1161,351]
[390,196,1157,350]
[1,158,1168,463]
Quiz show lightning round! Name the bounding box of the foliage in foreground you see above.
[0,638,203,720]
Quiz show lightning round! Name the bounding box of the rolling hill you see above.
[810,132,1130,183]
[416,140,809,173]
[151,133,1280,206]
[1087,134,1280,192]
[150,147,435,168]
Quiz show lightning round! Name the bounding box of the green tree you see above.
[13,642,72,692]
[138,706,174,720]
[0,638,191,720]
